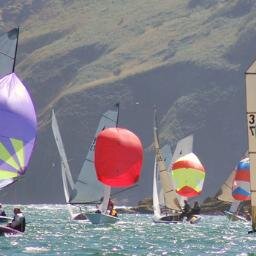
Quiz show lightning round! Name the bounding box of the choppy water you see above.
[0,205,256,255]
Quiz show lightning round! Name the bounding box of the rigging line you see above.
[0,51,15,59]
[110,184,139,197]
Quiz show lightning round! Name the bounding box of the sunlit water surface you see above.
[0,205,255,255]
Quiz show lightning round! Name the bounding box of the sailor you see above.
[107,199,117,216]
[191,201,201,215]
[7,208,26,232]
[110,208,118,217]
[180,200,191,219]
[0,204,6,216]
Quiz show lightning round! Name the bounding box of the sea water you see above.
[0,204,256,255]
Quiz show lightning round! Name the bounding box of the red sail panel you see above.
[95,127,143,187]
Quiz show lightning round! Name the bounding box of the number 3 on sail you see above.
[248,114,256,136]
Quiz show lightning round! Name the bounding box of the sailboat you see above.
[245,60,256,233]
[217,169,241,221]
[0,28,37,230]
[223,157,250,221]
[152,108,199,223]
[51,106,118,222]
[89,116,144,224]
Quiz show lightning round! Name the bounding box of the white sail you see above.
[51,109,75,197]
[229,200,240,213]
[99,185,111,213]
[172,135,193,163]
[153,109,181,211]
[153,144,172,218]
[245,60,256,231]
[69,110,118,204]
[52,110,78,219]
[153,158,161,218]
[171,134,194,207]
[61,162,76,218]
[217,170,236,203]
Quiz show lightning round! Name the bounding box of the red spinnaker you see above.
[95,127,143,187]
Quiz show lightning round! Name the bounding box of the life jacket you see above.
[110,209,117,217]
[12,213,26,232]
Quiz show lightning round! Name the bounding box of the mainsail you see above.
[217,170,236,203]
[51,109,75,203]
[0,28,19,78]
[245,60,256,231]
[0,73,37,189]
[153,109,181,211]
[153,144,172,218]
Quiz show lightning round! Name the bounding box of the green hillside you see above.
[0,0,255,204]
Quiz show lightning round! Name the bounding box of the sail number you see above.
[248,114,256,136]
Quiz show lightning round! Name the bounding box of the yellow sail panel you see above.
[0,142,19,170]
[0,169,18,180]
[245,60,256,231]
[10,138,25,169]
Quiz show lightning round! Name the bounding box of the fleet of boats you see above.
[0,26,255,236]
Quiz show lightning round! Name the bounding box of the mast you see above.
[115,102,120,127]
[245,60,256,232]
[12,27,19,73]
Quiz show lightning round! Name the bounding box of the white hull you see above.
[86,212,119,224]
[0,216,12,223]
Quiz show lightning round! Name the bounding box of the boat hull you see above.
[0,216,12,223]
[153,214,201,224]
[224,211,247,222]
[153,214,183,224]
[71,213,87,221]
[86,212,119,224]
[0,226,23,236]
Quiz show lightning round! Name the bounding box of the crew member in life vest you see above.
[7,208,26,232]
[107,199,118,217]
